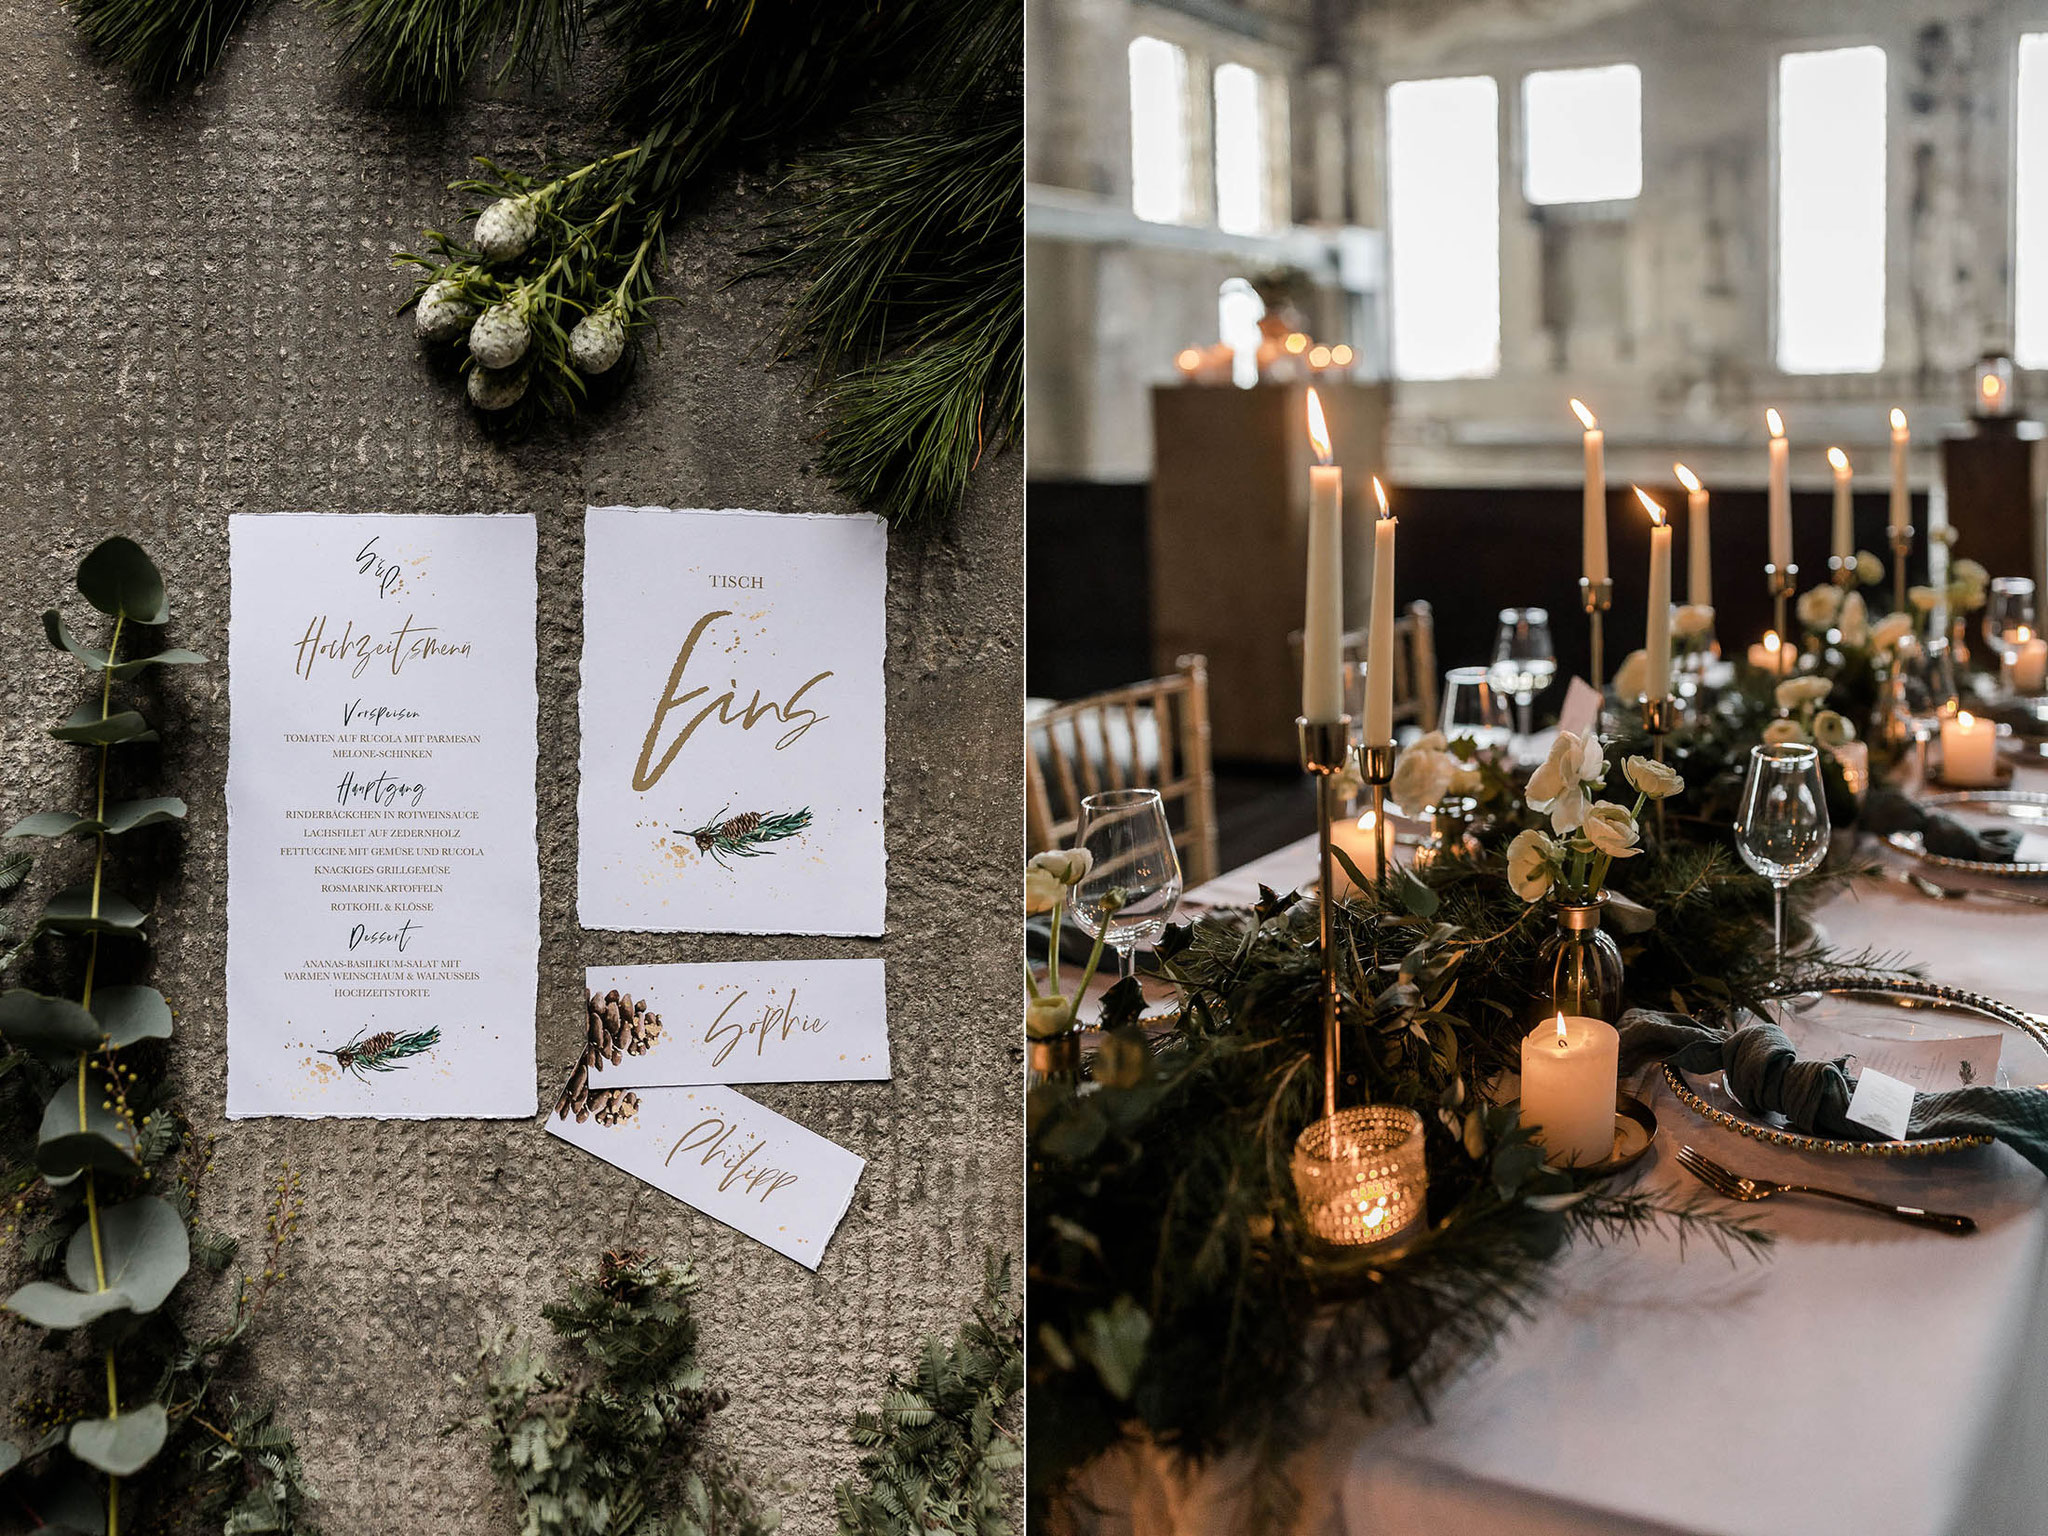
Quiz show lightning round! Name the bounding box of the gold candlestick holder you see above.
[1828,554,1857,589]
[1357,742,1398,897]
[1890,525,1912,616]
[1299,715,1353,1122]
[1640,695,1676,842]
[1766,563,1798,674]
[1580,576,1614,693]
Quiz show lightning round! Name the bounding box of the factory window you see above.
[1129,36,1192,225]
[1215,63,1277,235]
[1387,75,1502,380]
[1522,64,1643,204]
[1776,45,1888,374]
[2017,34,2048,367]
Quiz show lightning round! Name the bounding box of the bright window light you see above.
[1387,75,1501,381]
[1218,277,1265,389]
[1129,36,1191,225]
[1522,64,1642,204]
[2017,35,2048,367]
[1215,64,1269,235]
[1776,46,1888,374]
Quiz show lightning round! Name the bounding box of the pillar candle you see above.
[1767,408,1791,571]
[1329,808,1400,895]
[1365,476,1398,746]
[1676,462,1710,608]
[1828,447,1853,565]
[1302,389,1344,722]
[1572,399,1607,584]
[1747,630,1784,671]
[1889,409,1911,537]
[1637,488,1672,702]
[1521,1013,1619,1166]
[1940,710,2000,787]
[2015,628,2048,692]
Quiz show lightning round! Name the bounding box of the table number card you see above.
[576,506,887,936]
[226,514,540,1118]
[586,959,889,1087]
[549,1083,864,1269]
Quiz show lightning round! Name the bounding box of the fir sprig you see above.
[325,0,581,108]
[320,1026,441,1078]
[678,807,813,868]
[69,0,264,93]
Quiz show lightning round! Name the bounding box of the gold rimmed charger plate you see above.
[1664,979,2048,1159]
[1885,790,2048,879]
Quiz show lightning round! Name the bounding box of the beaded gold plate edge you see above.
[1885,789,2048,878]
[1663,979,2048,1159]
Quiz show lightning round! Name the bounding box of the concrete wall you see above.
[0,3,1022,1530]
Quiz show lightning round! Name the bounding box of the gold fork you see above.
[1675,1145,1976,1235]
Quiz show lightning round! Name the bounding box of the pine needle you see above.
[325,0,581,109]
[321,1025,441,1077]
[70,0,265,92]
[676,807,813,869]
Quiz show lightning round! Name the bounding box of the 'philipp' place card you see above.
[576,506,887,936]
[226,513,540,1118]
[548,1082,864,1269]
[585,959,889,1087]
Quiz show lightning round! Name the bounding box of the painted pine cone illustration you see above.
[676,806,814,869]
[321,1026,440,1078]
[554,989,663,1124]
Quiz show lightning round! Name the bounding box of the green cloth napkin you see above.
[1862,787,2021,863]
[1619,1008,2048,1176]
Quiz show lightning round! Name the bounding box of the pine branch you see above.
[320,1026,441,1077]
[324,0,581,109]
[676,807,812,869]
[70,0,265,92]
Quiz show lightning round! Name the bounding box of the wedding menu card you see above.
[226,514,540,1119]
[586,959,890,1087]
[549,1083,865,1269]
[576,506,887,936]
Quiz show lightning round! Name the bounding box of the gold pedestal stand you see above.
[1640,696,1676,842]
[1890,526,1913,617]
[1580,577,1614,694]
[1766,563,1798,674]
[1297,716,1353,1120]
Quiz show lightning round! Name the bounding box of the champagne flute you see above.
[1439,665,1512,755]
[1489,607,1557,754]
[1069,788,1184,984]
[1734,742,1831,968]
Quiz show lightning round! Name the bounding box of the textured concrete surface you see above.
[0,4,1022,1530]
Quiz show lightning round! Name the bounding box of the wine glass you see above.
[1489,608,1557,752]
[1887,632,1959,780]
[1069,788,1184,984]
[1439,666,1512,755]
[1983,576,2037,684]
[1734,742,1831,969]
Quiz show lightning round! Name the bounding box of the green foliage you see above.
[67,0,264,92]
[326,0,580,108]
[834,1255,1022,1536]
[678,807,813,869]
[474,1248,777,1536]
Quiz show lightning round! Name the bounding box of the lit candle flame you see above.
[1569,398,1597,431]
[1959,710,1976,729]
[1372,474,1391,519]
[1175,347,1202,372]
[1891,407,1909,434]
[1766,408,1785,439]
[1285,331,1309,355]
[1764,630,1781,653]
[1674,462,1702,494]
[1308,344,1332,369]
[1555,1013,1569,1047]
[1983,374,2005,400]
[1331,343,1355,366]
[1828,446,1850,473]
[1633,485,1666,526]
[1305,387,1333,466]
[2021,626,2033,643]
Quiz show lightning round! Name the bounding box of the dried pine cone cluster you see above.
[556,1085,640,1127]
[553,988,664,1124]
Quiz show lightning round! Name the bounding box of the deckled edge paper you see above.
[585,958,891,1087]
[547,1082,864,1269]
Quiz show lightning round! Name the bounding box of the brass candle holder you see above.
[1580,576,1614,693]
[1890,525,1912,616]
[1766,563,1798,674]
[1640,695,1676,842]
[1357,741,1398,896]
[1298,714,1353,1122]
[1828,554,1857,589]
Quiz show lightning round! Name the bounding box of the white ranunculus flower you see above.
[1623,754,1684,799]
[1026,994,1075,1039]
[1025,866,1065,915]
[1955,558,1989,588]
[1447,762,1484,798]
[1581,801,1642,860]
[1611,648,1649,701]
[1811,709,1856,748]
[1674,604,1715,639]
[1506,827,1559,903]
[1029,848,1094,885]
[1775,675,1832,711]
[1909,584,1939,613]
[1392,747,1459,819]
[1933,524,1959,546]
[1762,718,1809,745]
[1527,730,1606,835]
[1871,612,1913,651]
[1411,730,1449,752]
[1856,549,1885,586]
[1796,583,1843,629]
[1838,590,1869,647]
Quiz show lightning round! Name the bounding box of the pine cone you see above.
[568,309,627,375]
[473,195,539,262]
[467,364,528,412]
[414,279,476,342]
[467,303,530,369]
[586,987,662,1060]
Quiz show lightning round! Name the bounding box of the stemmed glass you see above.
[1439,665,1512,755]
[1489,608,1557,754]
[1734,743,1831,968]
[1983,576,2037,685]
[1887,632,1959,779]
[1068,788,1184,983]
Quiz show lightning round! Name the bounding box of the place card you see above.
[576,506,887,936]
[1845,1065,1917,1141]
[226,514,540,1118]
[1557,677,1603,738]
[585,959,889,1087]
[548,1082,864,1269]
[1783,1011,2004,1094]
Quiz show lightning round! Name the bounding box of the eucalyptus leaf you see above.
[7,798,187,840]
[1399,867,1440,919]
[1075,1295,1150,1401]
[0,1439,16,1477]
[68,1403,169,1476]
[90,986,173,1048]
[49,706,156,746]
[38,885,148,935]
[65,1197,188,1314]
[35,1070,140,1178]
[42,609,111,670]
[0,989,104,1060]
[4,811,92,838]
[108,648,206,681]
[4,1278,133,1329]
[77,537,168,624]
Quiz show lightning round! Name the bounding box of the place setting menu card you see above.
[226,513,540,1119]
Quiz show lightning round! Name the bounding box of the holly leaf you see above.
[77,537,168,624]
[69,1403,169,1476]
[90,986,173,1048]
[0,990,103,1062]
[65,1197,189,1314]
[35,1071,140,1179]
[37,885,148,935]
[49,706,157,746]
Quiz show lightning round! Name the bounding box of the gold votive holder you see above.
[1291,1105,1427,1249]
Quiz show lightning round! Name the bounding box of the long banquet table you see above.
[1070,766,2048,1536]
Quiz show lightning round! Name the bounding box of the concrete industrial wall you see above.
[0,3,1023,1531]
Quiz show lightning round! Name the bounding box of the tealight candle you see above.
[1520,1013,1620,1166]
[1330,808,1399,895]
[2014,627,2048,693]
[1940,709,2001,787]
[1746,630,1784,672]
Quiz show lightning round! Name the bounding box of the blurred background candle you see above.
[1364,475,1398,745]
[1889,409,1911,538]
[1828,447,1853,568]
[1572,398,1607,585]
[1767,409,1791,571]
[2015,627,2048,692]
[1636,487,1672,701]
[1747,630,1783,670]
[1940,709,2000,785]
[1676,462,1710,609]
[1302,388,1344,722]
[1520,1013,1619,1166]
[1330,808,1399,894]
